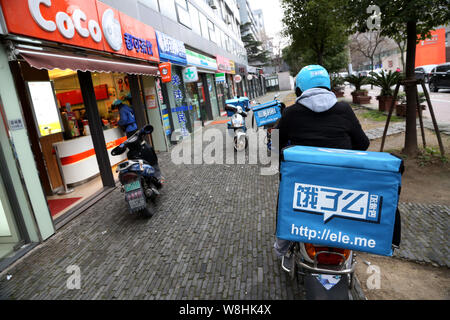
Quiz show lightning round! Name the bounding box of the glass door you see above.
[0,166,22,260]
[206,74,220,119]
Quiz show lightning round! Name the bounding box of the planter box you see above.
[376,96,397,112]
[332,89,344,98]
[351,90,368,103]
[395,104,426,117]
[356,95,372,104]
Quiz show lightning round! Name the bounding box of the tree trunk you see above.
[403,21,418,157]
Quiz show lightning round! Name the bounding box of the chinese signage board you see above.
[277,146,402,256]
[26,81,63,137]
[159,62,172,83]
[185,49,217,71]
[0,0,159,63]
[155,30,187,65]
[415,28,446,67]
[183,66,199,83]
[216,55,235,74]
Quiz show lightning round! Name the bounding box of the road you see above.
[358,84,450,124]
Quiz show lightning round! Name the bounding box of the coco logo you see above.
[28,0,122,51]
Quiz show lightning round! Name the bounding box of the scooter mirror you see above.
[111,144,126,156]
[143,124,154,134]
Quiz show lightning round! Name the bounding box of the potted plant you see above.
[331,76,345,97]
[368,70,401,112]
[345,74,369,103]
[395,92,426,117]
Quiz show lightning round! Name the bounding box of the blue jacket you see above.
[118,103,138,133]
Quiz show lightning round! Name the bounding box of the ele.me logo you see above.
[292,183,382,223]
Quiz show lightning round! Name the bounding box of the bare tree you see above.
[350,31,387,73]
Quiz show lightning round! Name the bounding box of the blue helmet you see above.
[295,65,331,92]
[112,99,122,107]
[124,93,132,102]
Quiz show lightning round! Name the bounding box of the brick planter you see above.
[395,104,426,117]
[376,95,396,112]
[351,90,368,103]
[332,89,344,98]
[355,95,372,104]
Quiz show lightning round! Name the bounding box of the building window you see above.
[189,3,201,35]
[139,0,160,12]
[207,20,216,43]
[175,0,192,28]
[199,11,209,40]
[159,0,177,21]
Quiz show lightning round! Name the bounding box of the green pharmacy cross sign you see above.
[183,66,199,83]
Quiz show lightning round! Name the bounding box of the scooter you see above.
[225,104,249,152]
[283,242,356,300]
[251,93,285,154]
[111,125,162,218]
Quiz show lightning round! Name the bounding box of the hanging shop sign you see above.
[247,66,257,74]
[215,73,226,83]
[235,63,247,75]
[155,30,187,65]
[182,66,199,83]
[234,74,242,83]
[0,0,159,63]
[159,62,172,83]
[185,49,217,71]
[216,55,235,74]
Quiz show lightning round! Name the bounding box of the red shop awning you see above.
[15,48,159,76]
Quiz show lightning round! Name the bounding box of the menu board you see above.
[26,81,63,137]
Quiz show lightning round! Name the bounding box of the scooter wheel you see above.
[140,207,154,218]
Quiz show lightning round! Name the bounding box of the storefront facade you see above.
[0,0,164,267]
[216,55,236,114]
[185,49,221,123]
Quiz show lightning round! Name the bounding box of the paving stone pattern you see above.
[0,136,302,300]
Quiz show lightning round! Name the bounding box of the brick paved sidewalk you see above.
[0,137,302,300]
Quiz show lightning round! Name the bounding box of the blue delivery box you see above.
[225,97,250,116]
[252,100,282,127]
[276,146,403,256]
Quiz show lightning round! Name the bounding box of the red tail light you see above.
[305,244,350,265]
[120,172,139,184]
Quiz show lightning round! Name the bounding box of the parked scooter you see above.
[225,104,249,152]
[283,242,356,300]
[251,93,285,154]
[111,125,162,218]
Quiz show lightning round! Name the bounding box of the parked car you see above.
[428,63,450,92]
[415,64,438,83]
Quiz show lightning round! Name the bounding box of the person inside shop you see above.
[273,64,370,272]
[114,95,138,137]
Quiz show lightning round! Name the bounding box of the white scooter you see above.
[225,104,248,152]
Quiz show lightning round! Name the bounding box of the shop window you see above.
[43,69,132,220]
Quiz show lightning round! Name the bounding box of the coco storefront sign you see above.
[0,0,159,62]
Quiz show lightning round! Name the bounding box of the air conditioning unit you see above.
[209,0,218,9]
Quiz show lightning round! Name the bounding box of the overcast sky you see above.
[248,0,288,48]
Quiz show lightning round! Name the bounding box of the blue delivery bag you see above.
[276,146,402,256]
[225,97,250,116]
[252,100,282,127]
